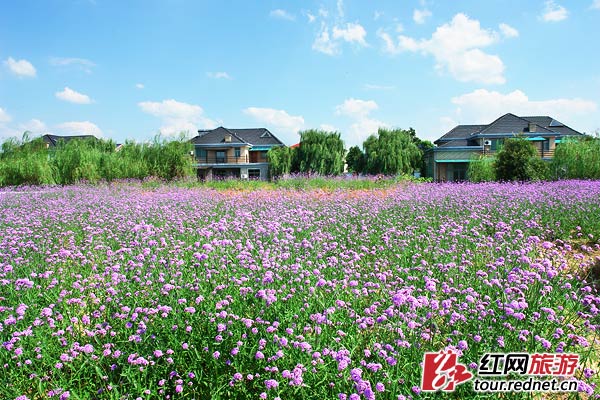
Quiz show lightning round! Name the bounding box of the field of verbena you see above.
[1,181,599,399]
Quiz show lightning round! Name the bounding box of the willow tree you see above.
[267,146,293,177]
[296,129,345,175]
[552,136,600,179]
[363,128,422,175]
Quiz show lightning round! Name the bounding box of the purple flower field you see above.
[1,181,599,399]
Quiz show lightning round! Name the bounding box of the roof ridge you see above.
[479,113,547,134]
[222,127,249,144]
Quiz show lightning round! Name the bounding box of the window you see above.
[260,131,272,138]
[235,148,241,158]
[196,148,207,160]
[216,151,226,163]
[249,169,261,179]
[491,139,503,151]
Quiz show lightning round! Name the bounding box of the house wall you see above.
[435,150,481,160]
[436,163,446,182]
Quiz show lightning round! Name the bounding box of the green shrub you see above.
[494,138,538,181]
[526,156,551,181]
[467,156,496,182]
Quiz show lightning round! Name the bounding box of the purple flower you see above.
[265,379,279,390]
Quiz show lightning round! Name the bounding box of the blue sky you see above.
[1,0,599,147]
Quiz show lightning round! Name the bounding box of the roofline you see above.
[195,126,285,146]
[433,146,483,151]
[478,113,554,135]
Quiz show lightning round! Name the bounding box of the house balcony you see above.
[482,148,555,158]
[195,155,250,164]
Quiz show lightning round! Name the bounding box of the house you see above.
[190,126,285,181]
[424,113,584,181]
[41,134,98,148]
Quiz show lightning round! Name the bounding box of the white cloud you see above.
[55,87,93,104]
[0,110,46,139]
[336,98,379,118]
[379,13,508,85]
[413,9,432,24]
[439,116,458,133]
[592,0,600,9]
[332,23,368,46]
[335,98,387,145]
[310,1,368,55]
[313,25,339,55]
[499,23,519,38]
[270,9,295,21]
[450,89,597,126]
[349,118,388,141]
[320,124,337,132]
[377,30,398,54]
[0,107,12,123]
[4,57,36,78]
[49,57,95,73]
[337,0,344,18]
[135,83,145,89]
[20,119,47,133]
[207,71,232,80]
[139,99,217,136]
[243,107,304,143]
[307,13,316,23]
[541,1,568,22]
[374,11,383,21]
[57,121,103,137]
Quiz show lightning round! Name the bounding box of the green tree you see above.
[467,155,496,182]
[494,137,542,181]
[267,146,293,177]
[296,129,345,175]
[363,128,422,175]
[552,136,600,179]
[345,146,365,173]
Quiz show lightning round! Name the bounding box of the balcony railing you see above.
[482,148,555,158]
[195,155,249,164]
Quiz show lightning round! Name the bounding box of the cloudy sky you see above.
[1,0,599,146]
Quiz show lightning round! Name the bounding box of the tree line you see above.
[0,134,193,186]
[268,128,433,177]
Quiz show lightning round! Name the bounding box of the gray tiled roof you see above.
[191,127,285,146]
[435,125,486,143]
[229,128,285,146]
[478,113,554,135]
[521,116,583,136]
[192,127,246,144]
[438,140,469,147]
